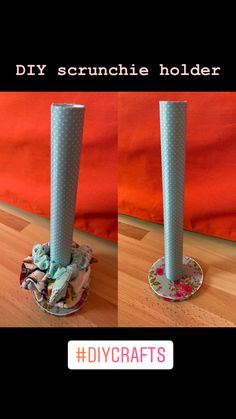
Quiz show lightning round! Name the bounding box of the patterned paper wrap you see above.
[159,101,186,281]
[19,103,97,315]
[50,104,85,266]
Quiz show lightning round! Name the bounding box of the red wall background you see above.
[118,92,236,241]
[0,92,117,242]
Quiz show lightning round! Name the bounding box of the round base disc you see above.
[148,256,203,301]
[32,290,88,317]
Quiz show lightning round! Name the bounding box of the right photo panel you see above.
[118,92,236,327]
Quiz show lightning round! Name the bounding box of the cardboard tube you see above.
[50,104,85,266]
[159,101,186,281]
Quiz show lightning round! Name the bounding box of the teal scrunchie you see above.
[32,243,91,305]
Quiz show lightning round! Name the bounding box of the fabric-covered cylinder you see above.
[50,104,85,266]
[159,101,186,281]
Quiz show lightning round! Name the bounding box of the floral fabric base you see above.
[20,242,96,316]
[148,256,203,301]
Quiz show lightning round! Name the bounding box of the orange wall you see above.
[0,92,117,242]
[118,92,236,241]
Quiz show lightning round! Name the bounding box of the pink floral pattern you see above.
[156,268,165,275]
[148,256,203,301]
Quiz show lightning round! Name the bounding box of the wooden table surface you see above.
[1,203,235,328]
[0,202,117,327]
[118,214,236,327]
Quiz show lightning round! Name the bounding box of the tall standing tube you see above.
[50,104,85,266]
[160,101,186,281]
[20,102,95,316]
[148,100,203,301]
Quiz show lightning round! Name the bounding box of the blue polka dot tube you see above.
[159,101,186,281]
[50,104,85,266]
[19,103,97,316]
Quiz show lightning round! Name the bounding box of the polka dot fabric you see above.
[160,101,186,281]
[50,104,85,266]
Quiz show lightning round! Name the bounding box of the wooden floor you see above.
[118,214,236,327]
[0,202,117,327]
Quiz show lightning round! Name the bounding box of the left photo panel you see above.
[0,92,117,326]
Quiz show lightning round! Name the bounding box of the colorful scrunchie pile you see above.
[20,242,96,310]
